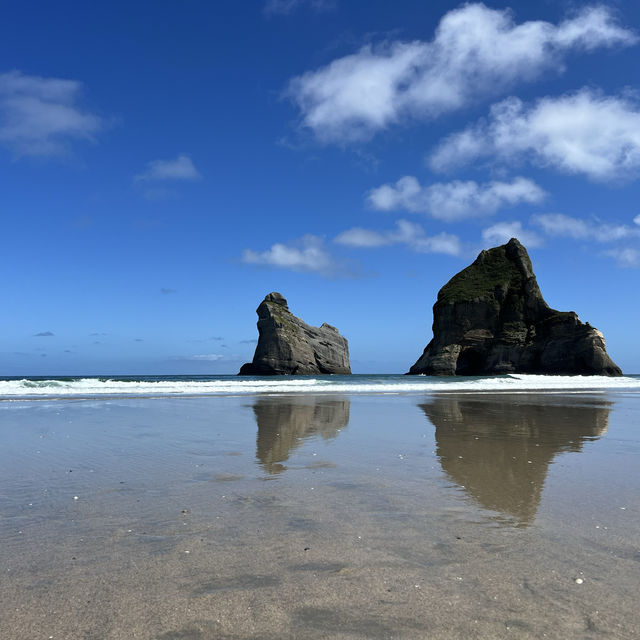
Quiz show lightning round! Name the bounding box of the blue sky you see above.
[2,0,640,375]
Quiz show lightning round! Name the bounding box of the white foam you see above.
[0,374,639,399]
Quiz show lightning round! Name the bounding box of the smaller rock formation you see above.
[409,238,622,376]
[239,292,351,375]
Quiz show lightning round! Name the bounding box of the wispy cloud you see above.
[530,212,640,268]
[531,213,640,242]
[482,221,543,248]
[160,287,177,295]
[242,234,348,276]
[33,331,54,337]
[335,219,461,256]
[134,154,200,182]
[367,176,544,221]
[430,89,640,181]
[287,5,636,142]
[264,0,334,16]
[604,247,640,267]
[481,213,640,267]
[482,213,640,252]
[0,70,103,156]
[335,227,394,248]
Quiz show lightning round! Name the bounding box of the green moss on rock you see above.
[437,246,523,305]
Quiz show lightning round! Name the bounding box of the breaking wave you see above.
[0,374,639,399]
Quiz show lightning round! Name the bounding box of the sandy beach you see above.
[1,392,639,639]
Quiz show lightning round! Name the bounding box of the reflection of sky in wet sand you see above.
[420,395,611,526]
[253,396,350,474]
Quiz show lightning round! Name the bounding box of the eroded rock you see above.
[409,238,622,376]
[239,292,351,375]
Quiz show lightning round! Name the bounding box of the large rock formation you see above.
[239,292,351,375]
[409,238,622,376]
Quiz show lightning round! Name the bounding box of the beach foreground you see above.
[1,390,639,639]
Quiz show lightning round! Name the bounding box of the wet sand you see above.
[1,393,639,639]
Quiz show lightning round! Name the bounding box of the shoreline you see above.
[2,387,640,403]
[1,372,639,403]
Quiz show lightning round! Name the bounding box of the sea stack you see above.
[409,238,621,376]
[239,292,351,375]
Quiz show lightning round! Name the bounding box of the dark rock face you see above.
[239,292,351,375]
[409,238,622,376]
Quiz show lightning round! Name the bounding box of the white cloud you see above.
[0,70,103,156]
[135,154,200,181]
[287,5,636,142]
[186,354,224,361]
[264,0,334,15]
[634,214,640,226]
[335,219,461,256]
[532,213,640,242]
[367,176,544,221]
[430,90,640,181]
[482,221,543,247]
[242,234,341,275]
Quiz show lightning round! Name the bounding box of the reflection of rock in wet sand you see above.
[420,395,611,526]
[253,397,350,474]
